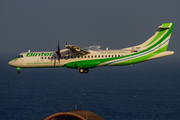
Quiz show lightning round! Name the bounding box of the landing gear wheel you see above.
[84,69,89,73]
[17,70,20,74]
[79,68,84,73]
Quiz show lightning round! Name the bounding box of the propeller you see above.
[55,42,61,66]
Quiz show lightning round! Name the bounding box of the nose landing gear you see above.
[16,67,21,74]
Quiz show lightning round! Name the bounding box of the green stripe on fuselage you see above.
[145,29,167,47]
[114,44,169,66]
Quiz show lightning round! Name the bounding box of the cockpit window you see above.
[16,55,23,58]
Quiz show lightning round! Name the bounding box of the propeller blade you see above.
[55,42,61,65]
[54,58,56,67]
[54,41,61,66]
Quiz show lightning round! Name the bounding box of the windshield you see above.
[15,55,23,58]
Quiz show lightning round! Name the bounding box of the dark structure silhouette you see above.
[45,110,104,120]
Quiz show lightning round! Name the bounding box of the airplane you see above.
[8,23,174,74]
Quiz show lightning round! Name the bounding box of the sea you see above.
[1,53,180,120]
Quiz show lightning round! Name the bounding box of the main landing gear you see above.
[79,68,89,74]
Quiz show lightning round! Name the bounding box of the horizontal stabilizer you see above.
[147,51,174,61]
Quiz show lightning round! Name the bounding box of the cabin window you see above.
[108,55,110,57]
[112,55,114,57]
[98,55,100,58]
[88,56,90,58]
[102,55,104,58]
[95,55,97,58]
[74,56,76,58]
[115,55,117,57]
[48,57,51,59]
[105,55,107,58]
[84,56,86,58]
[41,57,43,59]
[20,55,23,58]
[118,55,120,57]
[71,56,73,58]
[81,56,83,58]
[122,55,123,57]
[78,56,80,58]
[91,56,93,58]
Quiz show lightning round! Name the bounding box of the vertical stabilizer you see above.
[136,23,174,51]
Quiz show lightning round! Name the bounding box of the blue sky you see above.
[1,0,180,58]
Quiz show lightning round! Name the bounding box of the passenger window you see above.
[98,55,100,58]
[95,55,97,58]
[41,57,43,59]
[91,56,93,58]
[108,55,110,57]
[48,57,51,59]
[78,56,80,58]
[88,56,90,58]
[71,56,73,58]
[45,57,46,59]
[81,56,83,58]
[105,55,107,58]
[118,55,120,57]
[112,55,114,57]
[84,56,86,58]
[102,55,104,58]
[74,56,76,58]
[115,55,117,57]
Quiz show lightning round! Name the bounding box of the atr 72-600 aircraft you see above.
[8,23,174,74]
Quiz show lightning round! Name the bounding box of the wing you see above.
[66,45,90,54]
[66,45,101,54]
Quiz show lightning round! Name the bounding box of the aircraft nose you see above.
[8,61,13,66]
